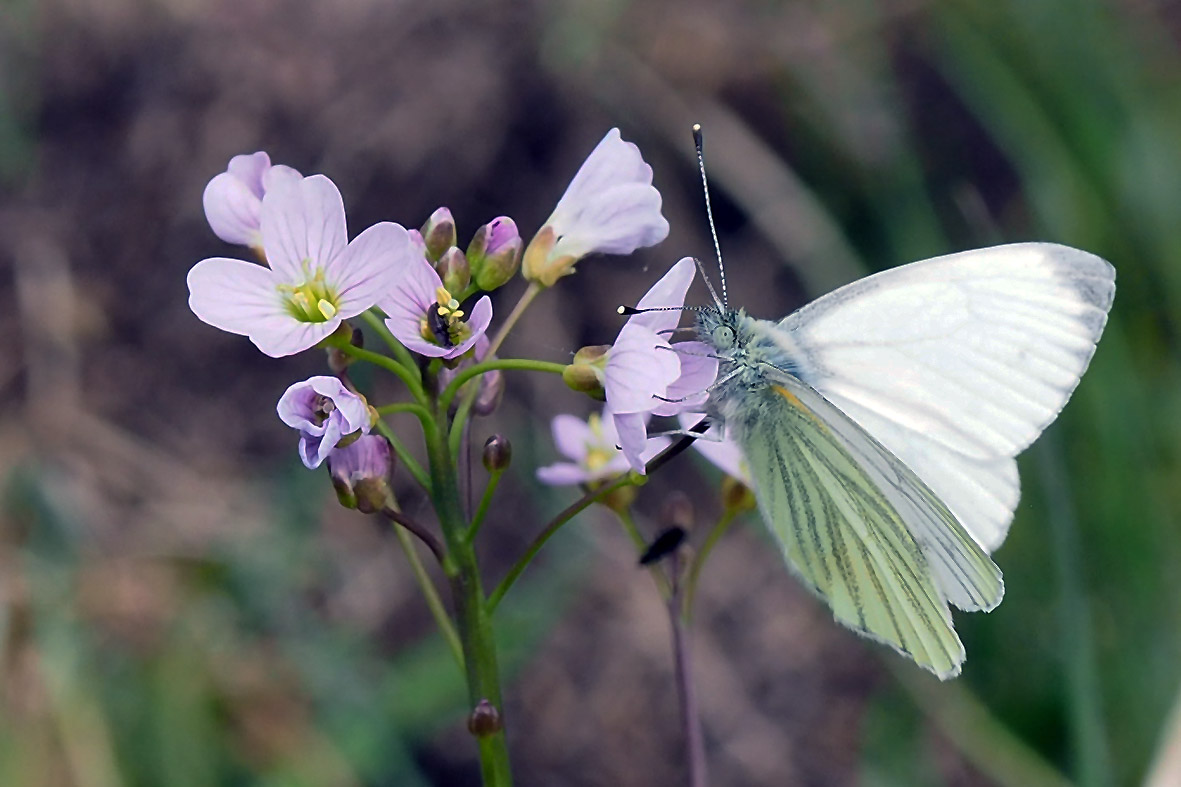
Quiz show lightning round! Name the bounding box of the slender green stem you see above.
[440,358,566,415]
[468,468,503,543]
[389,516,464,670]
[424,416,513,784]
[447,395,473,460]
[374,420,430,490]
[362,309,421,382]
[447,282,545,448]
[487,428,704,614]
[683,508,740,619]
[485,281,542,360]
[326,335,427,404]
[615,508,671,598]
[488,473,636,613]
[377,401,433,420]
[665,552,707,787]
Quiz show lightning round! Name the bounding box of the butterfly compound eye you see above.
[712,325,736,348]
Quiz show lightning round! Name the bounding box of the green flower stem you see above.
[377,401,433,420]
[373,420,430,491]
[614,508,671,599]
[362,309,421,383]
[444,358,565,458]
[424,417,513,785]
[485,281,542,359]
[682,507,740,619]
[487,429,705,614]
[467,468,504,543]
[389,513,464,670]
[447,282,545,448]
[440,358,566,416]
[326,335,427,404]
[488,473,637,613]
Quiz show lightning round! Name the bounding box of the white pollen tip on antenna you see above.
[617,305,626,315]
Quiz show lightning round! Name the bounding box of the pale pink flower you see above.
[277,376,372,469]
[202,151,302,248]
[523,129,669,286]
[381,256,492,359]
[188,174,414,357]
[678,413,751,486]
[537,410,668,486]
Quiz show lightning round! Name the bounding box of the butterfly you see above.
[687,128,1115,678]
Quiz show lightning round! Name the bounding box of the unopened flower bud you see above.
[436,246,471,294]
[420,207,456,262]
[721,476,757,513]
[601,483,638,514]
[467,699,503,738]
[661,491,694,531]
[482,435,512,472]
[562,345,609,399]
[327,435,394,514]
[473,367,504,416]
[327,326,364,374]
[469,217,522,291]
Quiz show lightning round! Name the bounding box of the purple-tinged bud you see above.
[327,435,394,514]
[421,207,456,263]
[661,491,694,531]
[482,435,512,472]
[327,326,364,374]
[469,217,522,291]
[473,367,504,416]
[721,476,756,513]
[436,246,471,294]
[562,344,609,399]
[467,699,503,738]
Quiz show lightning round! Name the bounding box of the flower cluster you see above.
[188,129,678,479]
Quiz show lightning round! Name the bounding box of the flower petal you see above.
[651,343,718,416]
[536,462,593,486]
[678,413,751,485]
[382,256,442,351]
[261,174,348,283]
[550,184,668,260]
[225,151,272,197]
[187,257,284,334]
[203,173,264,247]
[550,129,652,225]
[308,376,370,432]
[333,221,416,318]
[612,411,650,473]
[444,295,492,359]
[603,324,680,414]
[551,413,593,461]
[249,317,339,358]
[632,257,696,334]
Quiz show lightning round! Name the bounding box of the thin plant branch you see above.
[382,506,446,566]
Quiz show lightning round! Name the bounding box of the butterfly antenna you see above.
[693,124,728,310]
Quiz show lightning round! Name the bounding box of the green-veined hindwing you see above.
[736,370,1004,679]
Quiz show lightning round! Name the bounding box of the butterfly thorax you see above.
[696,307,805,430]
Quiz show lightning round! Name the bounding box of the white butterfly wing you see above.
[733,371,1004,678]
[770,243,1115,551]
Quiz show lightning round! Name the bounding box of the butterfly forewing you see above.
[774,242,1115,551]
[735,371,1004,678]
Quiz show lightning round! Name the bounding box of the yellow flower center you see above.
[584,413,614,471]
[278,263,340,323]
[418,286,470,348]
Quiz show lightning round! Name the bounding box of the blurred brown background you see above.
[3,1,1181,785]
